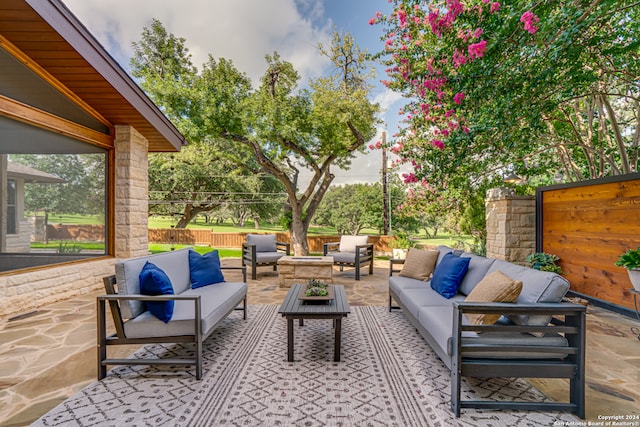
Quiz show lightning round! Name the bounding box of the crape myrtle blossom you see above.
[520,11,539,34]
[369,0,542,188]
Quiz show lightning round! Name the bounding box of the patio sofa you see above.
[389,246,585,418]
[98,248,247,380]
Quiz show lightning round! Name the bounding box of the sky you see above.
[62,0,405,187]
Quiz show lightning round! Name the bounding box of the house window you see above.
[7,179,16,234]
[0,117,108,272]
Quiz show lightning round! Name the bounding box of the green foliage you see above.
[615,247,640,270]
[56,241,82,254]
[131,21,380,253]
[305,279,329,297]
[389,232,417,249]
[11,154,105,216]
[526,252,563,274]
[374,0,640,193]
[313,183,383,235]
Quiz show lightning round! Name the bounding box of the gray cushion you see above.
[116,249,191,319]
[332,252,359,263]
[401,287,465,318]
[389,275,428,296]
[124,281,247,339]
[457,253,496,295]
[255,252,285,264]
[487,260,570,326]
[417,305,461,357]
[246,234,277,252]
[461,332,569,359]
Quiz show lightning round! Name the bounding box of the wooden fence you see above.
[537,173,640,310]
[148,229,393,254]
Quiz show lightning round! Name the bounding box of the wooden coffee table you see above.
[278,284,350,362]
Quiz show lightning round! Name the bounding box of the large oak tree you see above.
[131,21,380,254]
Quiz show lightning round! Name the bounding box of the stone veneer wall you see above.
[0,126,150,317]
[485,188,536,265]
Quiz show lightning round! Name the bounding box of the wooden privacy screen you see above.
[537,173,640,310]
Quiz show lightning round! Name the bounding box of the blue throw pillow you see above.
[430,253,471,299]
[189,249,225,289]
[139,262,174,323]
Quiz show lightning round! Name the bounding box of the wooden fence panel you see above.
[148,230,392,254]
[538,174,640,310]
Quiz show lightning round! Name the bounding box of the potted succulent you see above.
[615,246,640,291]
[389,232,417,260]
[526,252,563,274]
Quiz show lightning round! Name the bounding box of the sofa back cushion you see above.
[457,253,496,295]
[399,248,439,281]
[246,234,277,252]
[116,248,191,319]
[430,253,471,299]
[487,260,570,326]
[339,235,369,252]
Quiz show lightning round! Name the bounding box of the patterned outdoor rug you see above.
[34,305,580,426]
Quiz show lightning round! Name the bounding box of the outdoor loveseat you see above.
[98,248,247,380]
[389,246,585,418]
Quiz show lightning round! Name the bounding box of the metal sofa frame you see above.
[388,260,586,418]
[97,265,246,380]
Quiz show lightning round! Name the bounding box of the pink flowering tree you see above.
[372,0,640,190]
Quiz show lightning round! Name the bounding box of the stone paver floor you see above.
[1,259,639,426]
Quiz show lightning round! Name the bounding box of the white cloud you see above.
[63,0,332,85]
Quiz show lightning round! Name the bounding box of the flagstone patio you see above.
[1,259,639,426]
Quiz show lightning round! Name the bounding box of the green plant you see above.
[389,232,417,249]
[615,247,640,270]
[56,241,82,254]
[526,252,563,274]
[306,279,329,296]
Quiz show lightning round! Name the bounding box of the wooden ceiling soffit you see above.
[0,94,113,149]
[22,0,185,152]
[0,34,114,137]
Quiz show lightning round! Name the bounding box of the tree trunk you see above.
[289,217,309,255]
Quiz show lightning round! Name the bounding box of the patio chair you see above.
[242,234,290,280]
[323,235,374,280]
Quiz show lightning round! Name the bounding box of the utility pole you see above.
[381,132,389,235]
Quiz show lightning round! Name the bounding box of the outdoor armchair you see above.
[242,234,290,280]
[323,235,374,280]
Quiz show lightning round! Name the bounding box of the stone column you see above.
[485,188,535,265]
[114,125,149,258]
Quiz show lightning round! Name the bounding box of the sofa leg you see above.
[451,364,461,417]
[355,265,360,281]
[243,297,247,320]
[369,262,373,274]
[251,265,257,280]
[196,337,203,380]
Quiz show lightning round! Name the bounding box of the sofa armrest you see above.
[452,301,586,357]
[221,265,247,282]
[276,241,291,255]
[354,244,374,261]
[389,258,405,276]
[323,242,339,255]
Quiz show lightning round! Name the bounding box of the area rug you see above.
[34,305,580,426]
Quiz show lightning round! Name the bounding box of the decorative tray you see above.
[298,283,335,302]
